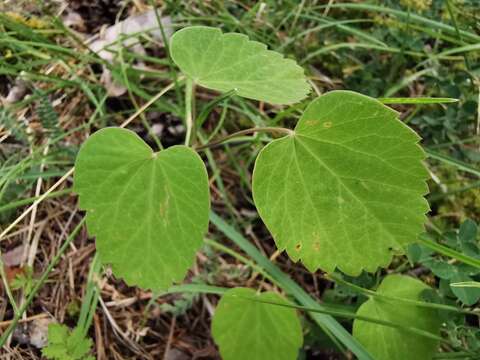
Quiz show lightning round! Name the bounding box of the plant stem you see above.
[163,283,475,351]
[328,273,479,316]
[239,295,443,342]
[184,78,194,146]
[164,283,443,342]
[418,234,480,269]
[195,127,293,151]
[0,217,86,346]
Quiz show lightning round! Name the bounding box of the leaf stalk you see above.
[184,78,195,146]
[195,127,293,151]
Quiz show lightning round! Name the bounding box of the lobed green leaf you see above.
[74,128,210,290]
[253,91,429,275]
[170,26,310,105]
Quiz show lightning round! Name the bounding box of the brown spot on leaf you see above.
[295,243,302,251]
[323,121,332,128]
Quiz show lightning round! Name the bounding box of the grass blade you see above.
[450,282,480,289]
[418,234,480,269]
[379,97,459,104]
[319,3,480,43]
[425,149,480,178]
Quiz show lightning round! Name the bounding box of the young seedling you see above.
[42,323,94,360]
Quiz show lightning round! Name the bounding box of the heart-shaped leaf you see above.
[253,91,429,275]
[211,288,303,360]
[74,128,210,290]
[353,275,441,360]
[170,26,310,105]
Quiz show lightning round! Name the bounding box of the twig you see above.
[0,313,48,328]
[162,317,176,360]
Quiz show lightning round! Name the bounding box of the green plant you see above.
[409,219,480,305]
[36,89,63,139]
[70,25,477,360]
[42,323,94,360]
[42,255,99,360]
